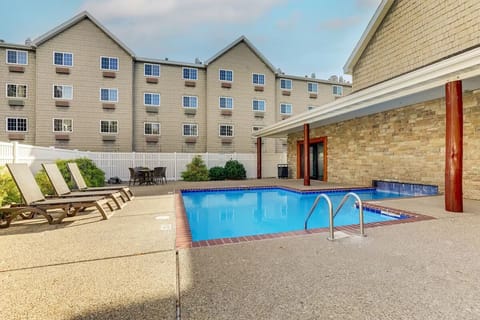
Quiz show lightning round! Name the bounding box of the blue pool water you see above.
[182,188,408,242]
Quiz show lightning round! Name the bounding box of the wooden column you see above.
[303,123,310,186]
[445,80,463,212]
[256,137,262,179]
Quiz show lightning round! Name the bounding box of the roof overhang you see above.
[256,47,480,138]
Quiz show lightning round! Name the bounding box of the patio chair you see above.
[67,162,134,200]
[128,167,142,186]
[5,163,115,226]
[42,163,127,210]
[153,167,167,184]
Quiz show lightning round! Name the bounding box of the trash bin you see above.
[277,164,288,178]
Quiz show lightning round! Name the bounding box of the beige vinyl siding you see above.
[206,41,276,153]
[0,47,36,144]
[133,62,206,152]
[352,0,480,91]
[34,18,133,151]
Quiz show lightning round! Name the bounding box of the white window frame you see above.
[99,120,118,134]
[219,124,234,137]
[280,78,292,90]
[6,49,28,65]
[144,63,160,77]
[252,73,265,85]
[219,69,233,82]
[6,83,27,98]
[280,103,292,115]
[100,88,118,102]
[332,85,343,96]
[144,122,161,136]
[53,51,73,67]
[252,99,265,112]
[219,96,234,109]
[143,92,161,106]
[182,123,198,137]
[182,67,198,80]
[52,118,73,133]
[307,82,318,93]
[100,56,119,71]
[53,85,73,100]
[182,95,198,109]
[6,117,28,132]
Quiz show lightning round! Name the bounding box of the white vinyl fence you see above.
[0,142,287,181]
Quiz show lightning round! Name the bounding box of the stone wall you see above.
[353,0,480,91]
[287,91,480,200]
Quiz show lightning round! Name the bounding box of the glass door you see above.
[299,139,325,180]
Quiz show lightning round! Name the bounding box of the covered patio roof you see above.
[255,46,480,138]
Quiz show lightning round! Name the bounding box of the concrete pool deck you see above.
[1,179,480,319]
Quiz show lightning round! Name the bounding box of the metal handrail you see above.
[304,194,334,239]
[332,192,366,238]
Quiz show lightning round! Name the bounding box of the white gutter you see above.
[256,46,480,138]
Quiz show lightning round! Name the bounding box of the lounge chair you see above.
[5,163,115,226]
[67,162,134,200]
[42,163,126,210]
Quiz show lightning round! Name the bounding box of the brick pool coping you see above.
[175,186,435,249]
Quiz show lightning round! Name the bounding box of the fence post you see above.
[174,152,177,181]
[206,152,209,168]
[12,141,18,163]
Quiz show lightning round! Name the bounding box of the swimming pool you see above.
[181,188,409,242]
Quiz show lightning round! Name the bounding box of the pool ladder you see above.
[304,192,366,240]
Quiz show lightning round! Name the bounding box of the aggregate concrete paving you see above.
[1,180,480,319]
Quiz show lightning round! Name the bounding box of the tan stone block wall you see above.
[353,0,480,91]
[133,62,206,152]
[34,18,133,151]
[0,48,36,145]
[206,42,277,153]
[287,91,480,200]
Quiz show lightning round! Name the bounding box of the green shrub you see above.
[181,155,209,181]
[56,158,105,188]
[0,166,21,205]
[224,160,246,180]
[34,170,55,196]
[209,166,226,181]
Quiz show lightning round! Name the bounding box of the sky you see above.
[0,0,382,81]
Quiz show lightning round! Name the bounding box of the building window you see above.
[100,88,118,102]
[332,85,343,96]
[252,126,264,132]
[308,82,318,93]
[53,85,73,100]
[252,99,265,112]
[183,123,198,136]
[252,73,265,85]
[219,124,234,137]
[183,96,198,108]
[6,84,27,98]
[182,67,198,80]
[144,63,160,77]
[280,103,292,115]
[100,56,118,71]
[53,118,73,132]
[100,120,118,134]
[6,50,28,65]
[54,52,73,66]
[144,122,160,135]
[219,69,233,82]
[219,96,233,109]
[6,117,27,132]
[280,79,292,90]
[144,93,160,106]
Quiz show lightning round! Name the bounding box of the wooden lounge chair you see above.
[5,163,115,226]
[67,162,134,200]
[42,163,126,210]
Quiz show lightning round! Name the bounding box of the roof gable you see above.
[205,35,277,73]
[343,0,394,74]
[32,11,135,57]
